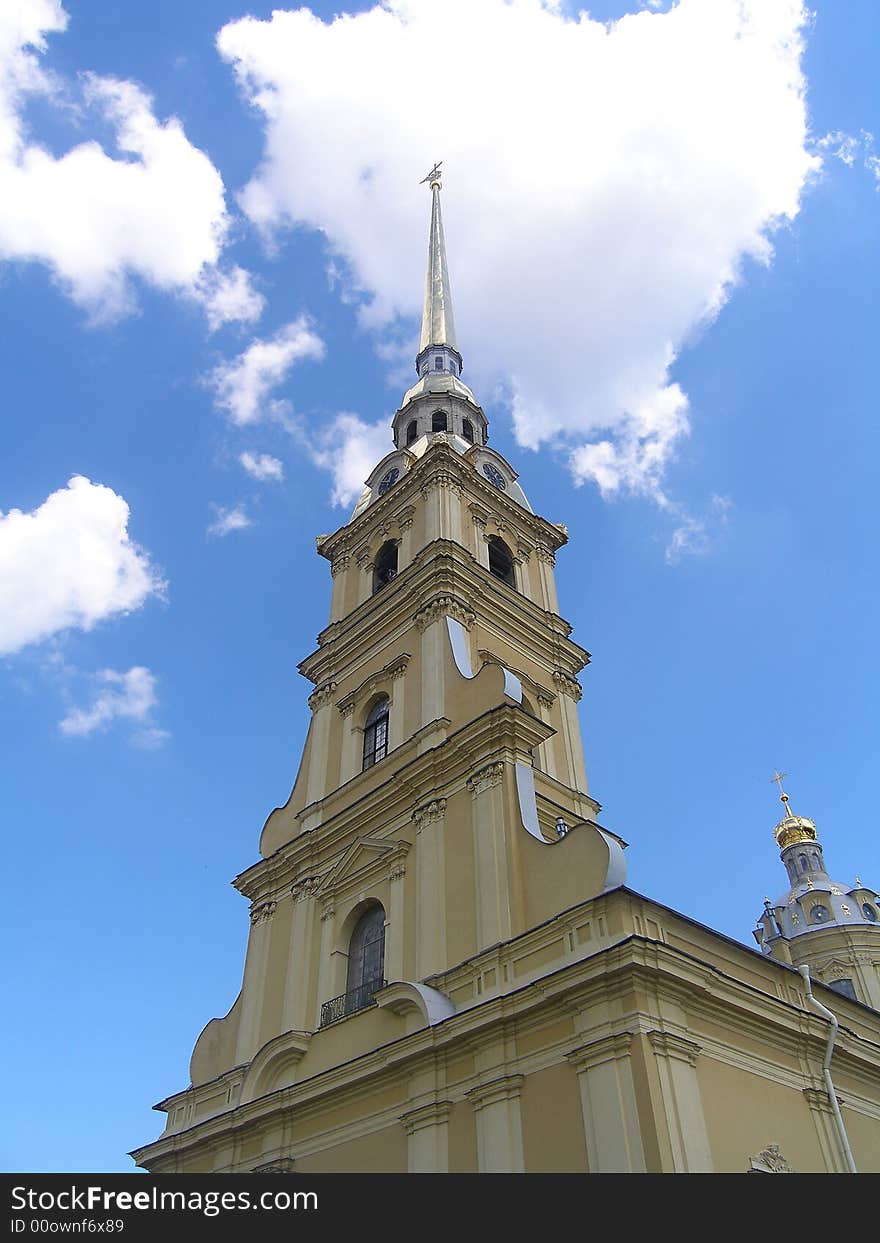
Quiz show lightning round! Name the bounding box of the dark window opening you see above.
[362,696,389,770]
[372,540,398,594]
[434,356,443,370]
[406,420,418,445]
[346,903,386,996]
[462,418,474,443]
[431,410,447,432]
[798,855,808,872]
[488,536,516,589]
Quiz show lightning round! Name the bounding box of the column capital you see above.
[647,1030,702,1066]
[249,900,277,926]
[307,681,337,711]
[465,1074,524,1112]
[566,1032,635,1072]
[399,1100,453,1136]
[466,761,505,796]
[412,797,447,830]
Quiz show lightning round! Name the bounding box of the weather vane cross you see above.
[420,161,443,185]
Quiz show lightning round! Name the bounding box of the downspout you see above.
[798,965,858,1173]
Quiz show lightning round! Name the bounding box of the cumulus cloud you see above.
[207,317,325,425]
[309,414,392,507]
[0,475,164,656]
[218,0,819,500]
[0,1,262,324]
[59,665,167,745]
[239,451,284,482]
[208,503,252,536]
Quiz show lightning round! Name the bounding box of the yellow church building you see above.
[132,173,880,1175]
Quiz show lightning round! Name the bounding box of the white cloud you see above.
[208,503,252,536]
[0,2,262,325]
[59,665,166,743]
[664,494,732,565]
[239,451,284,482]
[207,317,325,426]
[814,129,880,187]
[218,0,819,499]
[0,475,164,656]
[309,414,392,507]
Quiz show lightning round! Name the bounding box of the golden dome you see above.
[774,814,817,851]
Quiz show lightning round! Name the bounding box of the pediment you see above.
[318,835,408,896]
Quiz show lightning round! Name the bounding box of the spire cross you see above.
[771,769,793,815]
[420,161,443,187]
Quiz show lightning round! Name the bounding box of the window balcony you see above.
[319,978,386,1028]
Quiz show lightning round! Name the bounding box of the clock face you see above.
[863,903,878,922]
[482,463,507,491]
[810,904,830,923]
[377,468,399,496]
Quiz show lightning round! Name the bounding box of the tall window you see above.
[406,420,418,446]
[432,410,448,432]
[372,541,398,594]
[362,696,389,770]
[434,356,443,370]
[488,536,516,589]
[462,418,474,443]
[345,904,386,1011]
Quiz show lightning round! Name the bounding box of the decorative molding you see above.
[537,694,555,711]
[566,1032,635,1073]
[552,669,583,702]
[748,1144,795,1174]
[389,864,407,883]
[414,595,475,631]
[421,473,462,496]
[647,1030,702,1067]
[320,902,335,923]
[396,505,417,532]
[465,1074,524,1112]
[399,1101,453,1136]
[307,681,337,711]
[412,798,447,831]
[329,554,350,578]
[335,655,411,716]
[467,761,505,797]
[803,1087,844,1114]
[250,900,277,926]
[252,1157,296,1174]
[535,544,556,566]
[291,877,320,902]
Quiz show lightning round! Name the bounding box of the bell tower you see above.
[134,172,628,1174]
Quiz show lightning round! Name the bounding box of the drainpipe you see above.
[798,965,857,1173]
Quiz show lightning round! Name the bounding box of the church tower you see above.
[133,176,880,1176]
[753,774,880,1010]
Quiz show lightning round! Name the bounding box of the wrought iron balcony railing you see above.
[319,978,386,1028]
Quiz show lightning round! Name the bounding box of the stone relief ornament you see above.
[748,1144,795,1174]
[250,900,277,926]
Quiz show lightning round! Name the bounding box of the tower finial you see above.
[416,162,459,370]
[771,768,793,817]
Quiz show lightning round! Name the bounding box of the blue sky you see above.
[1,0,878,1172]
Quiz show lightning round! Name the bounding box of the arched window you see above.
[798,854,808,873]
[812,851,821,869]
[432,410,447,432]
[345,904,386,1012]
[488,536,516,589]
[462,418,474,443]
[406,420,418,446]
[434,356,443,370]
[372,540,398,594]
[362,696,389,770]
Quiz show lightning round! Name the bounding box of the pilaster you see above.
[646,1030,713,1172]
[235,900,278,1064]
[465,1075,525,1172]
[399,1100,453,1172]
[413,798,448,978]
[566,1033,646,1172]
[467,761,511,952]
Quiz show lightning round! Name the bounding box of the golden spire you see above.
[418,162,458,356]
